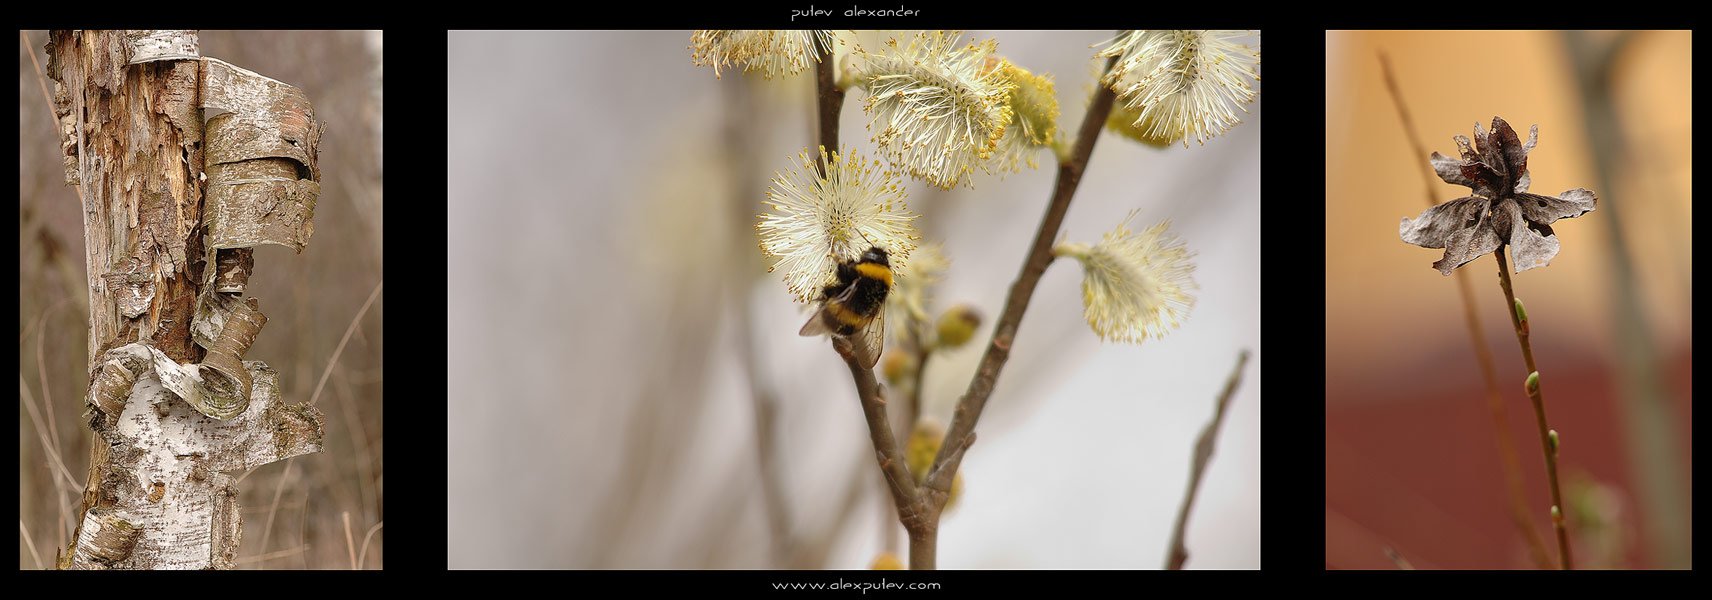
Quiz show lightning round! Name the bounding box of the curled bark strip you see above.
[69,508,140,569]
[214,248,253,293]
[200,58,321,253]
[88,359,138,419]
[203,155,319,252]
[191,289,240,350]
[198,297,267,419]
[201,58,321,178]
[144,344,208,414]
[204,112,317,175]
[125,30,198,64]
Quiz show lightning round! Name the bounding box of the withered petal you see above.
[1516,188,1596,225]
[1431,152,1476,187]
[1515,170,1531,194]
[1522,124,1538,155]
[1458,161,1504,198]
[1498,199,1561,272]
[1491,117,1527,184]
[1454,135,1477,162]
[1400,196,1500,275]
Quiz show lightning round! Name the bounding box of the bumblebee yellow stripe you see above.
[855,262,893,287]
[826,301,868,326]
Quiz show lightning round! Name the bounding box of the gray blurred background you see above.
[448,30,1259,569]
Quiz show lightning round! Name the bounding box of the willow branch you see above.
[1377,52,1551,568]
[1493,249,1573,570]
[814,38,844,160]
[833,339,920,524]
[923,56,1119,500]
[1165,349,1249,570]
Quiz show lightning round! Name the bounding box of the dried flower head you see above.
[758,146,920,302]
[858,30,1015,189]
[990,58,1060,173]
[690,30,834,79]
[1097,30,1259,147]
[1399,117,1597,275]
[1053,212,1196,343]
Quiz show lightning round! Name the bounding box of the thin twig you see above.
[34,300,67,475]
[1384,546,1415,570]
[357,521,383,569]
[1377,52,1551,569]
[342,511,357,570]
[18,376,82,493]
[255,459,295,556]
[1165,349,1249,570]
[21,30,83,208]
[1493,249,1572,570]
[233,544,308,565]
[20,519,45,570]
[308,281,384,407]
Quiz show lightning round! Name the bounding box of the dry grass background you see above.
[17,30,383,569]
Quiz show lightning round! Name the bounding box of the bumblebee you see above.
[800,245,892,368]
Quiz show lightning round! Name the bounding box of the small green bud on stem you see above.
[1526,371,1541,395]
[1514,298,1530,336]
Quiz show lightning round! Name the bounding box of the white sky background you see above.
[448,30,1260,569]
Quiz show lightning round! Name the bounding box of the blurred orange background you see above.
[1325,30,1691,569]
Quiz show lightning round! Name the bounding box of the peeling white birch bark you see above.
[75,345,322,569]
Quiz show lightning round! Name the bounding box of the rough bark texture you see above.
[49,29,325,570]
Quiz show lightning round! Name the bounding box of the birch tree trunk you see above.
[47,29,326,570]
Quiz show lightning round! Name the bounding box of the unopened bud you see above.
[1526,371,1540,395]
[1548,430,1559,455]
[935,304,983,349]
[881,349,916,386]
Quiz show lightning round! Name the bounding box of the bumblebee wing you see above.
[855,305,886,368]
[799,306,833,337]
[800,282,858,337]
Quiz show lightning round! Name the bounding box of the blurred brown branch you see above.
[1165,349,1249,570]
[1561,29,1689,570]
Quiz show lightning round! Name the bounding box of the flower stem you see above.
[1378,52,1551,568]
[1493,248,1573,570]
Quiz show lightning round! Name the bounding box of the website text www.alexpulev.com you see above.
[771,578,942,593]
